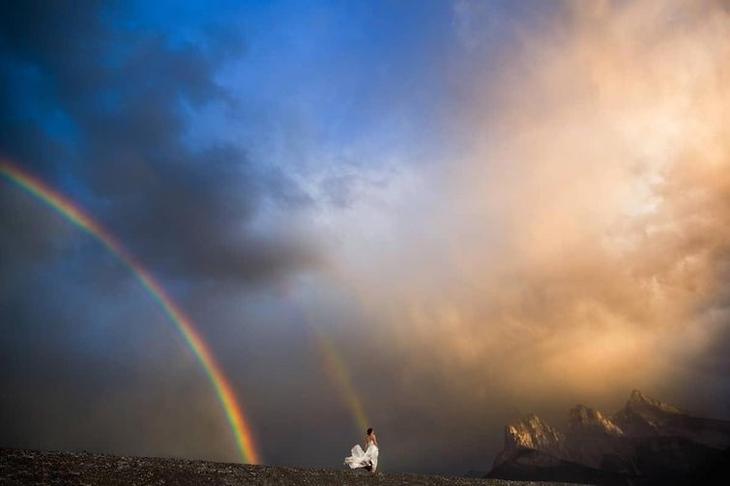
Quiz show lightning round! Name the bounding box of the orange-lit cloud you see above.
[317,0,730,406]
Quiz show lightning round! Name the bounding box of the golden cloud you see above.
[320,0,730,406]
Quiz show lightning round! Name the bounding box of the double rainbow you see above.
[0,160,261,464]
[315,329,369,433]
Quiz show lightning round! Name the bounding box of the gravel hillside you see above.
[0,448,581,486]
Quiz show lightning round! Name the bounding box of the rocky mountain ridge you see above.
[488,390,730,485]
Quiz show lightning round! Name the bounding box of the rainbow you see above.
[314,329,369,433]
[0,160,261,464]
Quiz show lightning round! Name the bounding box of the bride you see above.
[344,427,379,472]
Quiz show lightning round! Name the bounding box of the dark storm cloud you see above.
[0,0,317,465]
[0,0,314,284]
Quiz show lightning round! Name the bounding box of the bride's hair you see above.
[367,428,373,435]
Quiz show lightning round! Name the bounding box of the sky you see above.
[1,0,730,475]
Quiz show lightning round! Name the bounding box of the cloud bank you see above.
[308,0,730,450]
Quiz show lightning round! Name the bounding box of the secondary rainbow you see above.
[0,160,261,464]
[314,328,369,433]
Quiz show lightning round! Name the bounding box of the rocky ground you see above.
[0,448,581,486]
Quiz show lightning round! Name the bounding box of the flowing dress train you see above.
[344,441,379,472]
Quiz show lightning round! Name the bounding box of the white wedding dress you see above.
[344,439,379,472]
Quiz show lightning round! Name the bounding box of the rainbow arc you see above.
[315,329,369,433]
[0,160,260,464]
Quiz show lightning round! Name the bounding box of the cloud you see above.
[0,0,315,284]
[312,0,730,438]
[0,0,316,465]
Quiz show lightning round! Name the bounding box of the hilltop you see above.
[0,448,578,486]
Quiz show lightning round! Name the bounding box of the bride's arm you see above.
[372,433,378,446]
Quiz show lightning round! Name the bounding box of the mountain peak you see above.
[629,389,645,402]
[494,414,567,466]
[626,390,681,414]
[491,390,730,483]
[504,413,565,450]
[568,405,623,437]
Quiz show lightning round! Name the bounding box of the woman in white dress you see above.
[344,427,379,472]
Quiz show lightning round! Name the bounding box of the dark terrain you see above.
[0,448,577,486]
[487,390,730,485]
[4,390,727,485]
